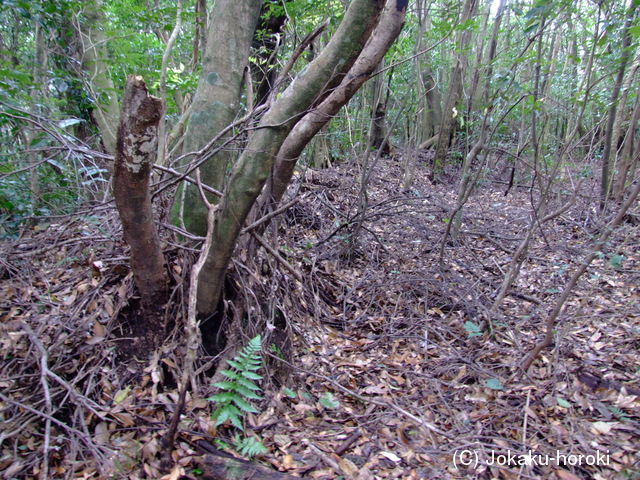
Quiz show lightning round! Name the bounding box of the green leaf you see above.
[214,404,243,430]
[464,321,482,337]
[235,384,262,400]
[234,436,267,459]
[609,254,623,269]
[319,392,340,409]
[556,397,571,408]
[282,387,297,398]
[241,371,263,380]
[485,378,504,390]
[114,386,130,404]
[213,381,238,391]
[232,396,259,414]
[237,376,261,391]
[207,392,236,403]
[226,359,244,371]
[220,369,241,381]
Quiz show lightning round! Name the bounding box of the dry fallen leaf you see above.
[282,454,294,469]
[338,457,359,475]
[591,421,616,435]
[93,422,110,444]
[380,451,401,463]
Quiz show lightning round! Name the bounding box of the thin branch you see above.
[249,231,303,283]
[520,175,640,373]
[241,198,299,234]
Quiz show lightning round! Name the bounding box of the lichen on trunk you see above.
[113,75,168,348]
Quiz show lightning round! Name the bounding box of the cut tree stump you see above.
[113,75,168,353]
[114,74,168,312]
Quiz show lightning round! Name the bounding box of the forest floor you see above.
[1,151,639,480]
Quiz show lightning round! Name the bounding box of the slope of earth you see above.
[0,153,638,480]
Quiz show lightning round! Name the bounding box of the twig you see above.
[308,442,342,473]
[519,176,640,373]
[248,231,303,283]
[271,354,450,441]
[22,322,52,480]
[7,235,111,258]
[0,393,94,447]
[334,428,362,456]
[160,193,213,467]
[241,198,299,234]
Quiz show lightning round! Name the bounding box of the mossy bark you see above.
[196,0,390,316]
[252,0,407,231]
[179,0,263,235]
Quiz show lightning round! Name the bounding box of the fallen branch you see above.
[520,176,640,373]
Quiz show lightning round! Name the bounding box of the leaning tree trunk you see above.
[114,76,168,319]
[600,0,635,208]
[196,0,407,317]
[252,0,407,235]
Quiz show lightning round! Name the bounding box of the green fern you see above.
[207,335,263,431]
[234,435,268,459]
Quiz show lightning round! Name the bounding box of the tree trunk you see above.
[370,61,391,154]
[614,81,640,200]
[196,0,406,317]
[600,0,635,208]
[114,76,168,315]
[78,0,120,157]
[421,68,442,141]
[252,0,289,106]
[449,0,505,238]
[311,124,332,168]
[431,0,476,177]
[609,56,640,199]
[179,0,263,235]
[251,0,407,235]
[28,21,46,215]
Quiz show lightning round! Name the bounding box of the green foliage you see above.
[233,435,268,459]
[485,378,504,391]
[608,254,624,270]
[207,335,263,431]
[464,321,482,338]
[282,387,297,398]
[319,392,339,409]
[608,406,632,422]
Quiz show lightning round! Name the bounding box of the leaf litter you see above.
[0,155,639,479]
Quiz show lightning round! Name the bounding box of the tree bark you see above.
[78,0,120,157]
[114,76,168,313]
[196,0,406,317]
[614,80,640,200]
[600,0,635,208]
[179,0,264,235]
[431,0,477,177]
[252,0,407,231]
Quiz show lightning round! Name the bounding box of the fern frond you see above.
[208,335,264,435]
[234,436,267,459]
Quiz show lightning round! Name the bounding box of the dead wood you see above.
[113,75,168,315]
[195,452,303,480]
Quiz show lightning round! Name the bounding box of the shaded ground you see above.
[1,153,639,479]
